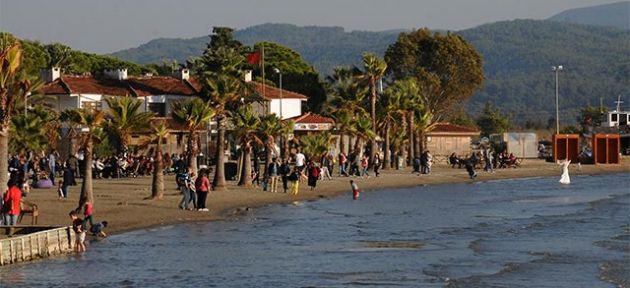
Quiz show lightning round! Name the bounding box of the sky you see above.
[0,0,623,54]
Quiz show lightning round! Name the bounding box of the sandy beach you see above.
[13,159,630,236]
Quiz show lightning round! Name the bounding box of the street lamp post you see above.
[273,68,283,119]
[552,65,563,134]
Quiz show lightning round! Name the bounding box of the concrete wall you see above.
[426,135,473,156]
[269,99,303,119]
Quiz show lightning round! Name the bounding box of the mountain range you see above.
[110,2,630,124]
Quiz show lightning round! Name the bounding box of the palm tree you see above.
[231,105,261,187]
[149,121,169,200]
[104,97,154,154]
[201,73,248,191]
[391,78,422,161]
[257,114,293,183]
[361,53,387,164]
[9,106,59,164]
[60,108,106,210]
[171,98,215,172]
[352,116,375,157]
[0,41,41,192]
[332,109,357,156]
[298,131,334,160]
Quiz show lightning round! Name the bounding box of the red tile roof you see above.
[42,76,134,96]
[253,82,308,100]
[127,77,199,97]
[286,112,335,124]
[42,75,309,102]
[428,123,480,134]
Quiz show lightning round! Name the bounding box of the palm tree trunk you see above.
[238,144,253,187]
[187,131,198,172]
[415,132,421,158]
[151,140,164,199]
[339,132,345,156]
[213,116,227,191]
[418,130,425,156]
[370,77,377,167]
[408,112,415,163]
[383,123,391,170]
[263,137,273,186]
[78,136,94,210]
[0,130,8,193]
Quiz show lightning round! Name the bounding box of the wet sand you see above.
[14,159,630,236]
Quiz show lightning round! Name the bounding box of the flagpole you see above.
[261,43,265,101]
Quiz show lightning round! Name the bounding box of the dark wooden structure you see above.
[592,133,620,164]
[553,134,580,162]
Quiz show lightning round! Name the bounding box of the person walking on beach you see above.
[280,158,290,193]
[373,153,381,177]
[483,147,494,173]
[288,167,300,195]
[350,180,360,200]
[2,173,22,226]
[360,155,369,178]
[70,211,86,252]
[307,162,321,191]
[295,149,306,172]
[268,158,280,193]
[338,152,348,177]
[178,168,196,210]
[195,169,211,211]
[465,158,477,179]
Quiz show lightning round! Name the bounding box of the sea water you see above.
[1,173,628,287]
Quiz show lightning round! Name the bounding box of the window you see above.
[81,101,102,111]
[148,103,166,117]
[611,113,618,122]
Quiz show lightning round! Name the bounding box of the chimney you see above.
[104,68,128,80]
[244,70,252,82]
[40,67,61,83]
[173,68,190,80]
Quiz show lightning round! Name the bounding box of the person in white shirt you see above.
[295,150,306,172]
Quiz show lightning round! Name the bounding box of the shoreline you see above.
[10,159,630,237]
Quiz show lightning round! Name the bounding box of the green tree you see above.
[9,105,59,155]
[385,28,484,129]
[476,103,511,137]
[257,114,293,181]
[251,42,327,113]
[44,43,72,68]
[171,98,215,172]
[60,108,106,210]
[0,41,41,192]
[578,105,607,127]
[104,97,154,154]
[361,52,387,165]
[231,106,262,187]
[149,121,169,200]
[298,131,334,160]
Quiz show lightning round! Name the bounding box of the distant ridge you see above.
[110,23,400,75]
[548,1,630,29]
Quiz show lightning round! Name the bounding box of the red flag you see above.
[247,52,261,65]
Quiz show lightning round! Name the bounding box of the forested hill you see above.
[111,21,628,124]
[110,23,399,75]
[459,19,628,123]
[548,1,629,30]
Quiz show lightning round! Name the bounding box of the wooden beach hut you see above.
[553,134,580,162]
[592,133,620,164]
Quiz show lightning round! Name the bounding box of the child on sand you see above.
[57,180,64,199]
[83,201,94,227]
[90,221,108,238]
[350,180,360,200]
[69,211,86,252]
